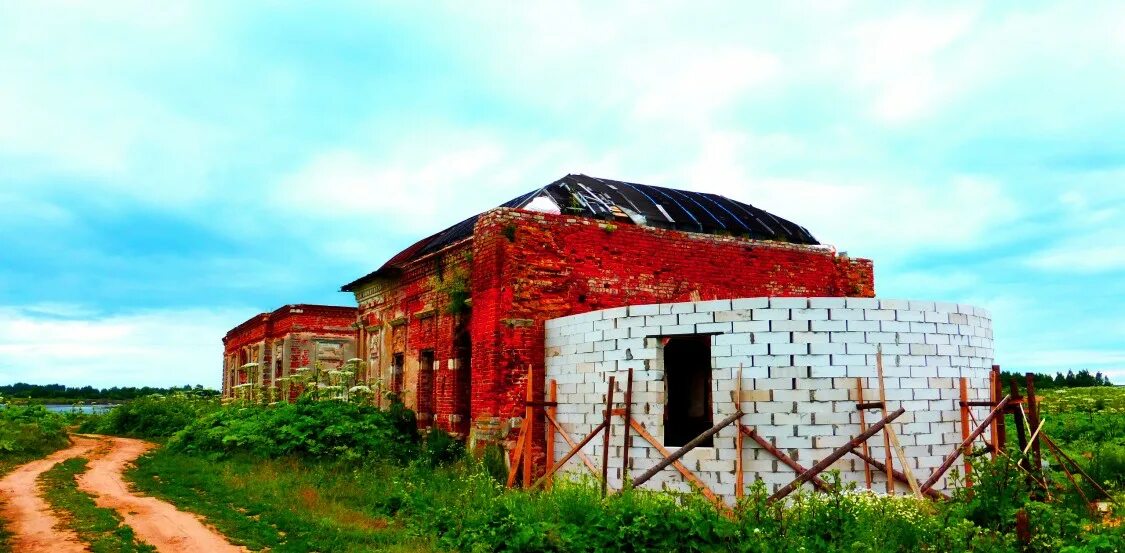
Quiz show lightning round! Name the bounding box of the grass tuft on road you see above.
[39,457,155,553]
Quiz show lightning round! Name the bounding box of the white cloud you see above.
[1027,244,1125,273]
[0,305,254,388]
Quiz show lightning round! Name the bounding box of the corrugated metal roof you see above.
[341,174,818,292]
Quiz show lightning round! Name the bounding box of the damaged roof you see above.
[341,174,818,292]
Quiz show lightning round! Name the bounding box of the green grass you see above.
[127,452,434,552]
[39,457,155,553]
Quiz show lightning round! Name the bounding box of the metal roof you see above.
[341,174,818,292]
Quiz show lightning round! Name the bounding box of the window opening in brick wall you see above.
[663,335,713,447]
[418,349,435,422]
[392,353,404,394]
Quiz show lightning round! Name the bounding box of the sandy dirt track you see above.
[0,435,99,553]
[75,435,246,552]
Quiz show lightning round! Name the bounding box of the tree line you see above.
[1001,369,1115,390]
[0,383,220,402]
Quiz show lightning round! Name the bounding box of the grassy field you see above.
[4,388,1124,552]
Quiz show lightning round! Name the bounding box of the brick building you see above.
[340,174,874,446]
[221,304,357,397]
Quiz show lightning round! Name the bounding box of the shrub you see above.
[167,397,419,463]
[421,428,465,467]
[80,394,219,439]
[0,404,70,458]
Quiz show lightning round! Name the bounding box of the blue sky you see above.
[1,1,1123,388]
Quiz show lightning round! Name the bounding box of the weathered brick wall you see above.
[351,243,474,434]
[544,298,994,501]
[469,208,874,458]
[221,305,357,398]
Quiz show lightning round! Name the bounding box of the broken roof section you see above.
[341,174,818,292]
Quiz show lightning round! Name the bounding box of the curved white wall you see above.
[544,297,994,500]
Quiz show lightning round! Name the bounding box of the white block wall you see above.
[543,297,994,502]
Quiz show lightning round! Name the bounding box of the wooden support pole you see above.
[544,410,601,478]
[1024,373,1043,474]
[546,379,557,489]
[631,411,743,490]
[1045,439,1091,509]
[532,420,607,489]
[601,376,615,497]
[735,365,744,500]
[769,408,906,502]
[885,425,923,498]
[523,365,534,488]
[741,426,831,492]
[622,369,633,488]
[627,419,723,506]
[855,378,873,490]
[506,423,528,488]
[1043,434,1111,501]
[993,365,1006,455]
[876,347,894,494]
[959,377,973,486]
[1009,379,1028,472]
[921,395,1011,492]
[847,448,948,500]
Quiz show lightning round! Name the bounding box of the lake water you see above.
[42,404,117,414]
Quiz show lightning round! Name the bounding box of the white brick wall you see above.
[544,297,994,503]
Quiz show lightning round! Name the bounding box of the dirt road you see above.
[1,435,246,553]
[0,436,99,553]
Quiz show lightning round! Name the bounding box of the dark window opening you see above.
[391,353,404,394]
[418,350,435,422]
[664,335,713,447]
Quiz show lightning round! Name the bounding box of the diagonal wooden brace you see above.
[544,410,601,478]
[769,407,906,502]
[847,447,948,500]
[920,395,1011,492]
[740,426,830,492]
[627,419,723,506]
[631,411,743,490]
[532,419,606,489]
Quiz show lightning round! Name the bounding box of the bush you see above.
[0,404,70,458]
[80,394,219,439]
[421,428,465,467]
[167,397,419,463]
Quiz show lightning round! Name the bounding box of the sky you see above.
[1,1,1124,388]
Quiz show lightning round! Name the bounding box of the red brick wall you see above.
[352,243,474,433]
[469,208,874,464]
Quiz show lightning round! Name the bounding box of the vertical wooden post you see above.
[546,379,557,489]
[988,368,998,459]
[993,365,1006,455]
[959,377,973,486]
[1024,373,1043,475]
[622,368,634,488]
[1009,379,1028,471]
[856,377,873,490]
[601,375,616,497]
[735,365,744,499]
[876,347,894,494]
[523,365,534,488]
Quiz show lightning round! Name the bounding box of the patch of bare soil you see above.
[75,436,246,552]
[0,435,100,553]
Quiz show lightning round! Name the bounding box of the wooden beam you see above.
[876,347,894,494]
[622,369,633,489]
[626,419,722,505]
[631,411,743,490]
[546,379,557,489]
[855,378,873,490]
[523,365,533,488]
[532,420,607,489]
[885,425,923,498]
[601,376,615,497]
[847,447,948,500]
[741,426,830,492]
[959,377,973,486]
[769,407,906,502]
[543,410,601,478]
[735,365,744,499]
[921,395,1011,492]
